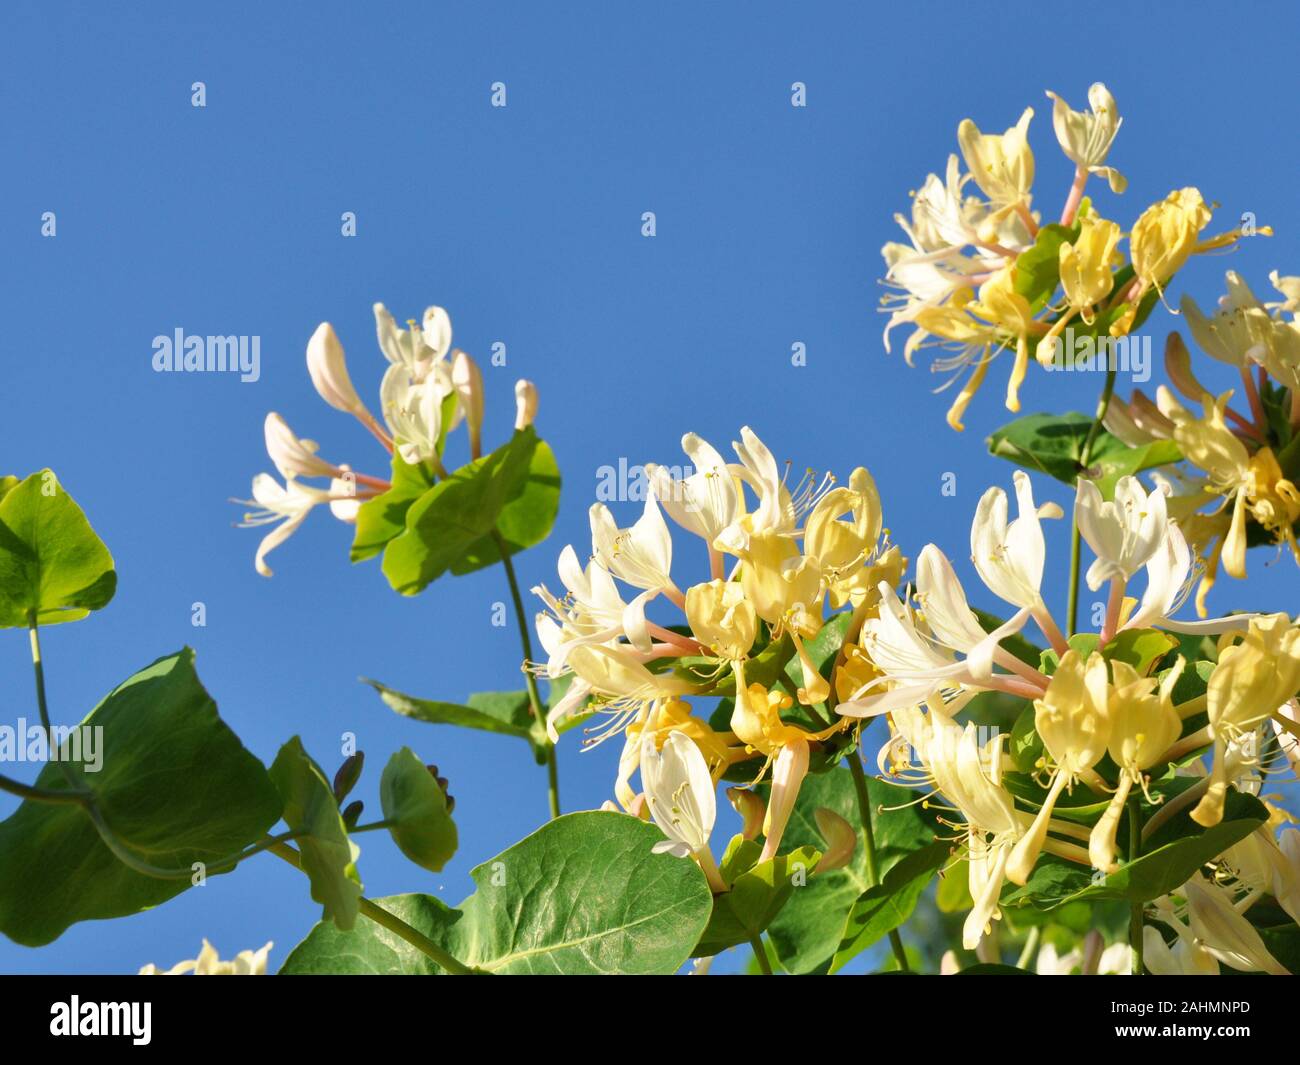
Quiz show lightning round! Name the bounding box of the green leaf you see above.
[379,748,458,873]
[350,453,436,563]
[694,841,821,956]
[381,428,550,595]
[368,681,536,741]
[1009,818,1266,911]
[766,768,938,974]
[0,470,116,627]
[270,737,362,931]
[0,650,281,946]
[1013,223,1079,313]
[986,413,1180,497]
[829,840,950,972]
[281,812,712,974]
[1102,627,1178,676]
[449,439,561,575]
[685,632,794,698]
[280,893,463,974]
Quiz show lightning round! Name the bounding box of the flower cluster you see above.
[532,427,905,874]
[1105,273,1300,612]
[235,304,537,575]
[837,468,1300,955]
[881,83,1261,431]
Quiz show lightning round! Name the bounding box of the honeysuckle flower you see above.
[1046,83,1126,195]
[716,426,797,552]
[374,302,451,381]
[263,412,341,480]
[1089,658,1184,873]
[728,785,766,840]
[1192,614,1300,827]
[1053,214,1123,331]
[381,363,447,466]
[590,496,678,596]
[1111,187,1216,334]
[801,467,882,592]
[887,705,1027,948]
[536,628,695,745]
[1120,520,1253,634]
[1181,879,1288,974]
[306,322,369,418]
[837,578,1040,719]
[957,107,1035,221]
[451,350,484,459]
[685,579,757,660]
[235,474,332,577]
[1006,650,1111,885]
[1142,925,1219,976]
[514,379,538,430]
[729,663,843,860]
[646,434,740,554]
[140,939,273,975]
[621,697,744,808]
[813,807,856,872]
[533,543,655,659]
[1074,474,1168,594]
[1037,941,1129,976]
[972,472,1067,648]
[640,731,727,892]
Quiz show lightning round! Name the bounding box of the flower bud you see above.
[452,350,485,458]
[514,379,538,431]
[307,323,367,415]
[332,752,364,803]
[727,786,766,840]
[813,807,856,872]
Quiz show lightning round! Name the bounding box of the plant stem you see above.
[1015,925,1041,971]
[1127,795,1144,975]
[749,933,774,975]
[0,771,92,806]
[267,840,479,974]
[27,615,81,791]
[847,750,909,972]
[491,530,560,818]
[1067,368,1118,635]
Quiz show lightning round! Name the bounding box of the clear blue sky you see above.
[2,0,1297,974]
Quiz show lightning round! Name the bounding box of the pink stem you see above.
[1059,166,1088,227]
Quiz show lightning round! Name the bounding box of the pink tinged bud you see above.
[306,323,367,416]
[452,350,485,458]
[759,739,810,863]
[1165,332,1210,403]
[727,786,766,840]
[813,807,857,872]
[514,379,538,431]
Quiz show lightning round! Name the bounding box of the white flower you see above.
[140,939,273,975]
[263,412,340,480]
[1142,925,1219,976]
[451,351,484,458]
[1183,880,1288,975]
[646,433,740,547]
[380,363,446,466]
[590,496,676,593]
[971,471,1062,613]
[514,379,538,430]
[640,731,715,858]
[1121,523,1254,635]
[1074,475,1168,590]
[1045,83,1126,193]
[235,474,330,577]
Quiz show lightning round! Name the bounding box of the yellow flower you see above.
[957,107,1035,214]
[1130,187,1212,295]
[685,579,757,660]
[1059,215,1123,322]
[1193,615,1300,827]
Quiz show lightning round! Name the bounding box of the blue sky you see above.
[1,0,1298,973]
